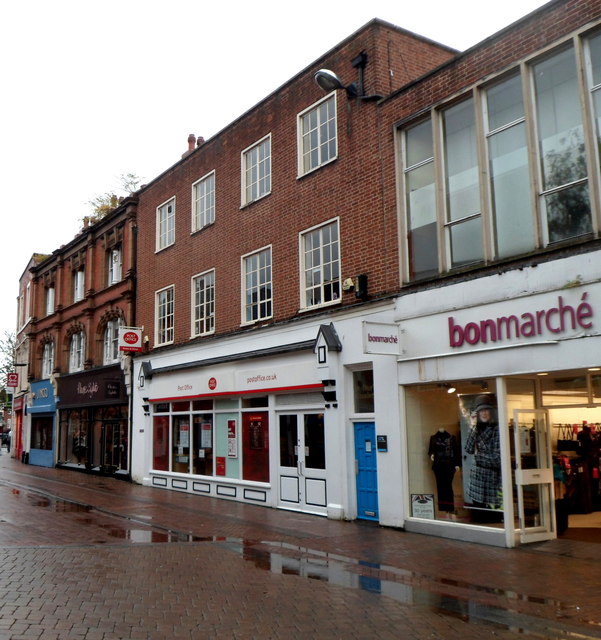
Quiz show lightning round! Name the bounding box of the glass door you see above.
[513,409,556,543]
[278,413,327,514]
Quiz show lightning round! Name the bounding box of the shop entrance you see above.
[512,409,555,543]
[278,413,327,515]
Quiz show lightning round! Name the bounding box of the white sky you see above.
[0,0,550,339]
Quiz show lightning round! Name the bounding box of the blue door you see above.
[354,422,379,521]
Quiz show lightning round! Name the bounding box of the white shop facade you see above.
[130,305,403,525]
[396,251,601,547]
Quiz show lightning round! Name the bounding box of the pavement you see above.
[0,451,601,639]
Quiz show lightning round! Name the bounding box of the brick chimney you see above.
[181,133,196,158]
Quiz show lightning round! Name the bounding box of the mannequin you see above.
[428,428,461,514]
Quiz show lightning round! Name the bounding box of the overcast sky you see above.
[0,0,550,340]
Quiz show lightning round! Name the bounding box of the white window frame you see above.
[73,269,85,302]
[156,197,176,251]
[241,246,273,325]
[42,342,54,379]
[192,171,215,233]
[191,270,215,337]
[103,318,122,365]
[155,285,175,346]
[298,93,338,177]
[299,218,341,310]
[45,286,55,316]
[108,247,122,285]
[69,332,85,373]
[241,135,271,205]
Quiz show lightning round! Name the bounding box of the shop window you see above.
[242,412,269,482]
[405,381,502,525]
[153,415,169,471]
[193,414,214,476]
[172,416,191,473]
[192,399,213,411]
[353,370,374,413]
[31,417,53,450]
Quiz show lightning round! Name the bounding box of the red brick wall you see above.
[136,21,454,350]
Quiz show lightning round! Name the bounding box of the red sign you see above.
[208,377,217,391]
[7,373,18,388]
[119,327,143,352]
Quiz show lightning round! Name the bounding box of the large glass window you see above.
[533,46,591,243]
[150,399,270,482]
[156,286,174,345]
[587,33,601,180]
[301,219,340,309]
[405,380,502,526]
[404,119,438,279]
[299,94,337,175]
[442,98,483,268]
[192,270,215,336]
[486,74,536,257]
[157,197,175,251]
[192,172,215,232]
[242,136,271,205]
[242,247,272,324]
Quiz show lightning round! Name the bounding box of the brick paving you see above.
[0,454,600,639]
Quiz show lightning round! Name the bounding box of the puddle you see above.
[213,538,601,639]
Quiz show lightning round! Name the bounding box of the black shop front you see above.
[56,364,129,477]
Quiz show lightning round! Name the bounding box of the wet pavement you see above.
[0,453,601,638]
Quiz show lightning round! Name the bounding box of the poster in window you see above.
[249,417,264,450]
[227,419,237,457]
[201,423,212,448]
[179,423,190,447]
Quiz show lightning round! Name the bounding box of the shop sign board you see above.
[118,327,143,352]
[411,494,435,519]
[362,322,401,355]
[7,373,18,388]
[399,286,597,360]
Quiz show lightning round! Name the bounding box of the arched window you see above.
[42,342,54,378]
[69,332,85,373]
[103,319,122,365]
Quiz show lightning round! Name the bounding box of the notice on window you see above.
[411,494,435,519]
[201,423,212,448]
[227,420,237,458]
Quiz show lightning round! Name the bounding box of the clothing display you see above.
[428,430,461,512]
[464,401,502,508]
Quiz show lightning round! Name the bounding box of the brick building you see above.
[131,20,455,522]
[22,198,137,474]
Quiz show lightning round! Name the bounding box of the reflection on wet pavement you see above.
[5,483,601,638]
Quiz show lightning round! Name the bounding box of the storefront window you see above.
[193,414,213,475]
[31,417,53,450]
[541,373,588,405]
[172,415,191,473]
[153,415,169,471]
[405,380,502,526]
[242,412,269,482]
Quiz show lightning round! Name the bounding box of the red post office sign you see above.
[7,373,18,388]
[118,327,143,352]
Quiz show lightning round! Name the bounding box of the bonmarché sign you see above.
[448,292,593,348]
[398,287,597,360]
[363,322,401,355]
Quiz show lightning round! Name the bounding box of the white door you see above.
[278,413,327,515]
[513,409,556,543]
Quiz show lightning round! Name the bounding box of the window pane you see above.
[443,99,480,222]
[486,75,524,130]
[406,162,438,278]
[449,217,482,267]
[406,120,433,166]
[534,48,587,189]
[545,183,592,242]
[488,123,535,257]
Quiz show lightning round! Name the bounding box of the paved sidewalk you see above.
[0,453,600,639]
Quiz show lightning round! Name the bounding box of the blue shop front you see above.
[27,380,56,468]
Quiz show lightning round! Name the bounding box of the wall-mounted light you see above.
[314,69,357,98]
